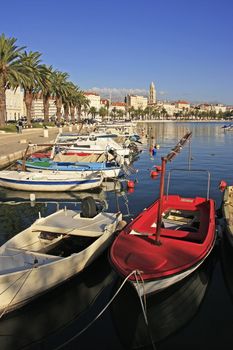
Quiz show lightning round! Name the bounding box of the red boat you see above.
[110,132,216,296]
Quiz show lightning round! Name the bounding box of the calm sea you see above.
[0,121,232,350]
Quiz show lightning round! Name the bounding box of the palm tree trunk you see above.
[70,106,75,123]
[64,105,69,123]
[24,90,33,126]
[56,96,62,122]
[43,94,50,123]
[0,83,6,127]
[77,107,82,122]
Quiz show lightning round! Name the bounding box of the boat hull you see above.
[0,171,103,192]
[110,195,216,296]
[222,185,233,246]
[0,211,122,313]
[18,161,122,179]
[131,249,213,296]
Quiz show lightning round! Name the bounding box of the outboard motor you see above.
[81,196,97,218]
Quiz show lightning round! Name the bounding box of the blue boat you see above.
[17,159,122,179]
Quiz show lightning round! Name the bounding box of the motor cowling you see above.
[81,196,97,218]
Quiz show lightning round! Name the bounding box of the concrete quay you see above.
[0,126,72,169]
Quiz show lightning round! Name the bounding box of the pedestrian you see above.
[17,119,23,134]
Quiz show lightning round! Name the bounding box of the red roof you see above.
[111,102,126,107]
[100,99,109,105]
[177,100,189,104]
[84,91,100,96]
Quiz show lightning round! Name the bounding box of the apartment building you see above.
[6,87,24,121]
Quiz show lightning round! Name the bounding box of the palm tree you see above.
[76,93,89,122]
[117,109,124,120]
[62,82,80,124]
[50,70,69,123]
[110,107,117,121]
[99,106,108,122]
[89,106,97,120]
[39,65,53,123]
[0,34,28,127]
[20,51,49,126]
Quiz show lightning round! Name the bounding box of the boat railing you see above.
[166,168,211,200]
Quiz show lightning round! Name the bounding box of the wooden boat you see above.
[17,159,122,179]
[0,170,103,192]
[0,198,123,314]
[110,132,216,296]
[222,185,233,246]
[0,252,116,349]
[55,133,131,157]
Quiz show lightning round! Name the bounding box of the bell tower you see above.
[149,82,156,104]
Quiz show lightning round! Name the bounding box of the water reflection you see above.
[221,236,233,303]
[110,252,215,349]
[0,122,232,349]
[0,252,117,350]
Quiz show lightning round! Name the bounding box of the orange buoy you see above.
[150,170,159,177]
[127,180,135,188]
[219,180,227,192]
[154,165,162,171]
[127,187,135,194]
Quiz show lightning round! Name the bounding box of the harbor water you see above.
[0,121,233,349]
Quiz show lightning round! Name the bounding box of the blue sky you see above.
[2,0,233,104]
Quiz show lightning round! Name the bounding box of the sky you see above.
[1,0,233,104]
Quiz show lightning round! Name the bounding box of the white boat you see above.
[222,185,233,246]
[55,133,130,158]
[0,198,123,313]
[0,170,103,192]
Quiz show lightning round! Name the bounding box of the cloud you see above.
[88,87,148,101]
[158,90,168,96]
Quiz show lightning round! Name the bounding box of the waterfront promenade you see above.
[0,126,72,169]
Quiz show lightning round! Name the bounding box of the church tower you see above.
[149,81,156,104]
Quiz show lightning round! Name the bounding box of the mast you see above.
[155,131,192,245]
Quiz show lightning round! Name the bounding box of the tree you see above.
[20,51,49,126]
[110,107,117,121]
[62,82,81,124]
[99,106,108,122]
[0,33,27,127]
[50,70,69,123]
[76,92,89,122]
[128,106,135,120]
[117,109,124,120]
[40,65,53,123]
[89,106,97,120]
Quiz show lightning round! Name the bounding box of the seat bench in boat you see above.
[32,210,115,237]
[129,201,211,243]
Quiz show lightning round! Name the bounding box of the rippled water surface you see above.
[0,122,233,350]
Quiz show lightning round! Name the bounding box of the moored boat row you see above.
[0,127,229,318]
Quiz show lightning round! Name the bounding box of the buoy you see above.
[127,180,135,188]
[150,170,159,177]
[154,165,162,172]
[127,187,135,194]
[30,193,36,202]
[219,180,227,192]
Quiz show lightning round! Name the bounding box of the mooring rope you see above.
[53,269,156,350]
[0,266,34,320]
[134,271,157,350]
